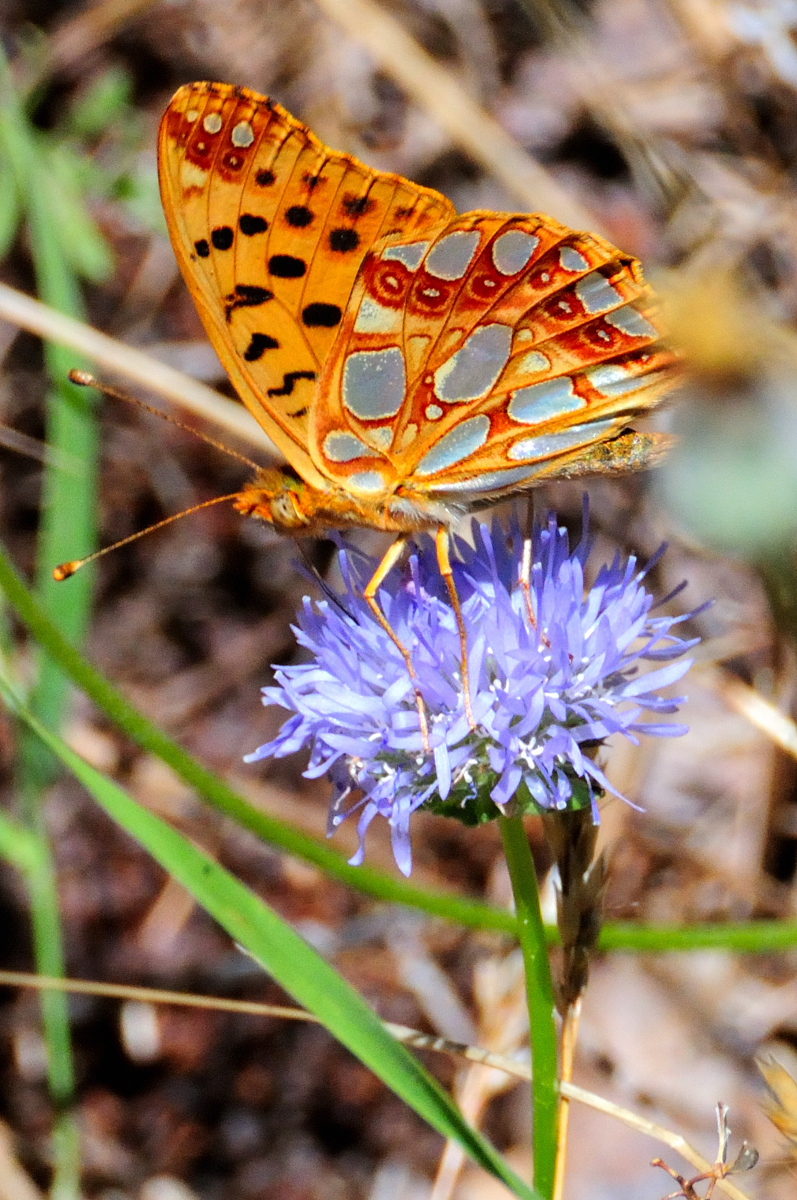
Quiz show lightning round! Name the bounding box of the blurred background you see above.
[1,1,797,1197]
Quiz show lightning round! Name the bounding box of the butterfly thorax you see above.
[233,468,455,536]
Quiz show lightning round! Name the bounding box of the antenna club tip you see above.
[68,369,95,387]
[53,561,78,581]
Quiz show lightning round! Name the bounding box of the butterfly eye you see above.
[270,489,307,529]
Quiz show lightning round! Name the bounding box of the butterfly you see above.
[157,81,678,740]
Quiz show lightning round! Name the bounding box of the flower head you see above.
[246,505,701,876]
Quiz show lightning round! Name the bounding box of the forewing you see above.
[311,212,676,503]
[158,81,455,487]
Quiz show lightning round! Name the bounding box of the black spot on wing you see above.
[302,302,342,328]
[239,213,268,235]
[285,205,314,228]
[329,228,359,253]
[267,370,316,397]
[211,226,234,250]
[255,169,276,186]
[235,285,273,304]
[225,285,274,320]
[269,254,307,278]
[342,193,375,217]
[243,333,279,362]
[194,239,210,258]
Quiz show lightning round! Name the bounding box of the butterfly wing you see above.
[158,82,455,489]
[310,212,676,506]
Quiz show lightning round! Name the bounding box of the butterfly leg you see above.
[364,535,431,750]
[518,499,537,630]
[519,503,557,654]
[519,526,536,628]
[434,527,476,730]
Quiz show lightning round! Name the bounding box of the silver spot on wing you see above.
[508,376,585,425]
[381,241,429,270]
[415,414,491,476]
[575,272,622,314]
[425,230,481,280]
[343,347,406,420]
[492,230,539,275]
[508,418,617,461]
[604,306,657,338]
[559,246,589,273]
[323,432,380,462]
[433,324,512,403]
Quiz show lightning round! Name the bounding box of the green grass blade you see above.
[0,42,99,758]
[0,807,44,874]
[0,160,20,258]
[1,679,541,1200]
[0,48,101,1199]
[0,48,99,662]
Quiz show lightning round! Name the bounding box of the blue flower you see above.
[246,504,701,876]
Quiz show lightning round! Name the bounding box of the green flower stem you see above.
[499,815,558,1199]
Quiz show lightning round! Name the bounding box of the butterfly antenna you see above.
[68,370,262,471]
[53,492,240,580]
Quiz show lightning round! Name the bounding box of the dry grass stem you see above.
[0,970,752,1199]
[0,1120,43,1200]
[552,996,581,1200]
[0,281,277,455]
[720,674,797,762]
[311,0,600,230]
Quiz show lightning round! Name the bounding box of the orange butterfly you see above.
[157,82,677,738]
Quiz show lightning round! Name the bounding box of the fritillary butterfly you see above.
[157,81,678,736]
